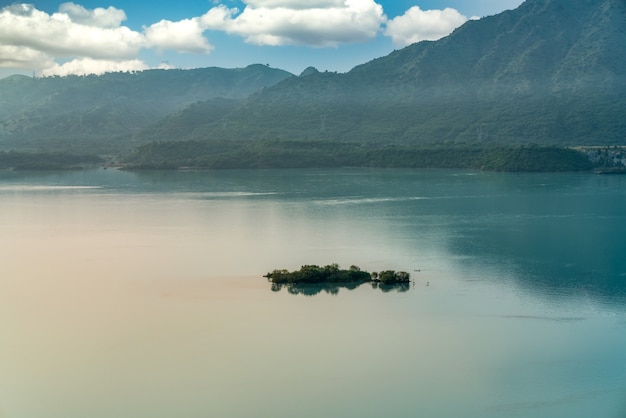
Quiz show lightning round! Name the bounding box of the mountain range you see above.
[1,0,625,155]
[0,65,292,153]
[191,0,626,146]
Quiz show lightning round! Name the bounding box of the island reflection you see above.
[270,281,411,296]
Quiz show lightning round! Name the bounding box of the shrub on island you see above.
[263,264,410,285]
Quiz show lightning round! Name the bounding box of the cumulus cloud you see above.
[58,2,127,28]
[0,3,147,75]
[0,1,474,77]
[0,4,144,60]
[385,6,468,47]
[0,45,54,69]
[145,17,214,53]
[40,58,148,77]
[244,0,345,8]
[201,0,386,47]
[0,2,215,76]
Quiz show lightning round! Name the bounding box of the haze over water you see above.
[1,168,625,418]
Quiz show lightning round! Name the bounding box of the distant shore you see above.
[2,144,626,173]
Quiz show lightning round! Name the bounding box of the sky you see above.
[0,0,524,78]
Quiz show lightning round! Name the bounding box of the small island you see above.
[264,263,410,285]
[264,264,411,295]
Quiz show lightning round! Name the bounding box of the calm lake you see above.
[1,168,625,418]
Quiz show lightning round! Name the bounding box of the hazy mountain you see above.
[2,0,625,155]
[158,0,626,146]
[0,64,292,152]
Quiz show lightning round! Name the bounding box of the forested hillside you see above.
[1,0,625,163]
[150,0,626,146]
[122,140,594,172]
[0,65,292,153]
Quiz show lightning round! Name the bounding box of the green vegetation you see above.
[264,264,412,295]
[0,151,103,170]
[122,140,594,172]
[138,0,626,147]
[264,264,410,285]
[3,0,625,165]
[0,65,293,153]
[375,270,412,285]
[578,146,626,169]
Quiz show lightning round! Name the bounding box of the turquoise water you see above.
[0,168,625,418]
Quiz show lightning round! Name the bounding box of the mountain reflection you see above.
[270,281,411,296]
[436,174,626,308]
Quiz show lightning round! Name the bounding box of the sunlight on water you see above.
[0,169,625,418]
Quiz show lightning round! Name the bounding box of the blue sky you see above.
[0,0,524,78]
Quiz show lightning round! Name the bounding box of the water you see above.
[0,168,625,418]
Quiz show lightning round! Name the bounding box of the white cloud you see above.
[244,0,345,9]
[41,58,148,77]
[0,3,215,76]
[58,2,127,28]
[145,17,214,53]
[0,45,54,69]
[201,0,386,47]
[385,6,467,47]
[199,5,234,30]
[0,1,479,77]
[0,1,388,75]
[0,3,145,62]
[157,61,177,70]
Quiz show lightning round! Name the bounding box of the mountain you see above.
[0,64,292,153]
[155,0,626,146]
[2,0,625,155]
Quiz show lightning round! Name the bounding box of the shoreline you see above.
[4,144,626,173]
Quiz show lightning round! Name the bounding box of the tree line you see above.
[0,151,103,170]
[122,139,595,172]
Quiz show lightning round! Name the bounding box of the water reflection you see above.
[4,167,626,309]
[433,174,626,307]
[2,168,626,418]
[270,281,411,296]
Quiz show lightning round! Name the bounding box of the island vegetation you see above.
[264,264,410,285]
[264,264,412,295]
